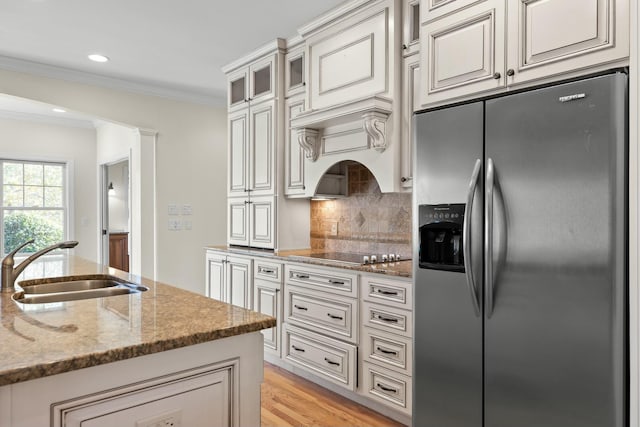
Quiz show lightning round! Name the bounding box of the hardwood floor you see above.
[261,362,406,427]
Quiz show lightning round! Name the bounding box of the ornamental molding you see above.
[297,128,320,162]
[362,111,389,152]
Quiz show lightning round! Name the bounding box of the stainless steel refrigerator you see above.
[412,72,627,427]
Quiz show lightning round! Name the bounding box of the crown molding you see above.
[221,38,287,74]
[297,0,379,38]
[0,55,226,107]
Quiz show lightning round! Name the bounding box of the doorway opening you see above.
[101,159,130,272]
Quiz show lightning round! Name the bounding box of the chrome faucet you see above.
[1,239,79,293]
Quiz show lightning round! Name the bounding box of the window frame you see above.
[0,158,71,256]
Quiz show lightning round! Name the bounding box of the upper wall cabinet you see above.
[285,43,306,98]
[419,0,629,107]
[226,49,279,111]
[402,0,421,57]
[306,5,394,111]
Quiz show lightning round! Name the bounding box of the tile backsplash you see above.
[310,164,412,257]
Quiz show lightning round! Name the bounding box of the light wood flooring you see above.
[261,362,406,427]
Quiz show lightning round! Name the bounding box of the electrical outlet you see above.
[183,220,192,230]
[168,219,181,231]
[136,409,182,427]
[181,204,193,215]
[329,222,338,236]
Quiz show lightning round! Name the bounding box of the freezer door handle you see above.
[463,158,482,317]
[485,158,496,318]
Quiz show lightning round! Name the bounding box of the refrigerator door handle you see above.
[463,158,482,317]
[485,158,496,318]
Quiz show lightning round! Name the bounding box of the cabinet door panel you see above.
[206,253,226,302]
[228,109,249,196]
[254,279,281,355]
[308,8,389,110]
[227,68,249,111]
[249,54,277,104]
[401,57,419,188]
[285,96,306,196]
[227,257,252,309]
[420,0,505,106]
[507,0,628,84]
[249,100,275,195]
[249,196,275,249]
[228,199,249,247]
[421,0,481,23]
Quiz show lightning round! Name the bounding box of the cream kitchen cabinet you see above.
[359,274,413,415]
[227,52,278,111]
[401,43,420,189]
[285,43,306,98]
[419,0,629,106]
[284,94,306,196]
[253,259,284,357]
[227,195,275,249]
[228,99,276,197]
[402,0,421,57]
[205,250,253,310]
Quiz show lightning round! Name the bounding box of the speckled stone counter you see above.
[205,245,413,278]
[0,256,275,386]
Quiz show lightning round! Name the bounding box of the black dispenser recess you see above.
[419,204,466,272]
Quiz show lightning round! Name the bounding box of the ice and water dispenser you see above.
[418,204,466,272]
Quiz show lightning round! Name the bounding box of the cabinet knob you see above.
[506,68,515,77]
[402,44,408,50]
[493,72,501,80]
[302,82,306,86]
[400,176,412,183]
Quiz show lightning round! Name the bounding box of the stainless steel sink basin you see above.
[12,275,148,304]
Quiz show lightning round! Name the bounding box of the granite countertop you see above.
[205,246,413,278]
[0,256,275,386]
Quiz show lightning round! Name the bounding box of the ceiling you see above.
[0,0,346,107]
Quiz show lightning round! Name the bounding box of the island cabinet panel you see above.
[59,367,231,427]
[307,7,390,110]
[4,332,265,427]
[253,259,284,357]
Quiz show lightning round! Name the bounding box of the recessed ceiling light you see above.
[52,108,66,113]
[88,54,109,63]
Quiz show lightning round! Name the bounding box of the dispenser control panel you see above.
[419,203,466,272]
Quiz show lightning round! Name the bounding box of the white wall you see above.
[107,161,129,232]
[0,116,97,261]
[0,68,228,295]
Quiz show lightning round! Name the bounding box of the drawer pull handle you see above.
[292,345,305,352]
[376,383,398,394]
[260,268,275,274]
[327,313,343,320]
[294,274,310,279]
[294,305,308,311]
[376,314,399,323]
[324,358,340,366]
[376,346,399,356]
[376,289,399,296]
[329,279,345,285]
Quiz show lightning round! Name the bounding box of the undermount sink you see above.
[12,275,148,304]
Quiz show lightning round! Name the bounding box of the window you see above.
[1,160,67,255]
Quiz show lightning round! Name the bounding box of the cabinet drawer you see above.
[362,361,412,415]
[362,301,412,338]
[285,285,357,343]
[362,275,412,310]
[362,327,412,376]
[285,264,358,297]
[254,259,282,282]
[283,324,357,391]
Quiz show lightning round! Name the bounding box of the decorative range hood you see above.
[290,95,401,198]
[292,96,393,161]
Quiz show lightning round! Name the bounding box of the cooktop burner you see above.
[292,252,408,265]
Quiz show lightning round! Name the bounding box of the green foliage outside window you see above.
[3,211,63,254]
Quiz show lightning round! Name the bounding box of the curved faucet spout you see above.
[1,240,79,293]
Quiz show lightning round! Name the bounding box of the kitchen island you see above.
[0,256,275,427]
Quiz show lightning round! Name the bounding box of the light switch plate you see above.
[168,204,179,216]
[181,204,193,215]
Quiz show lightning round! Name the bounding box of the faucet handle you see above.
[4,239,35,262]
